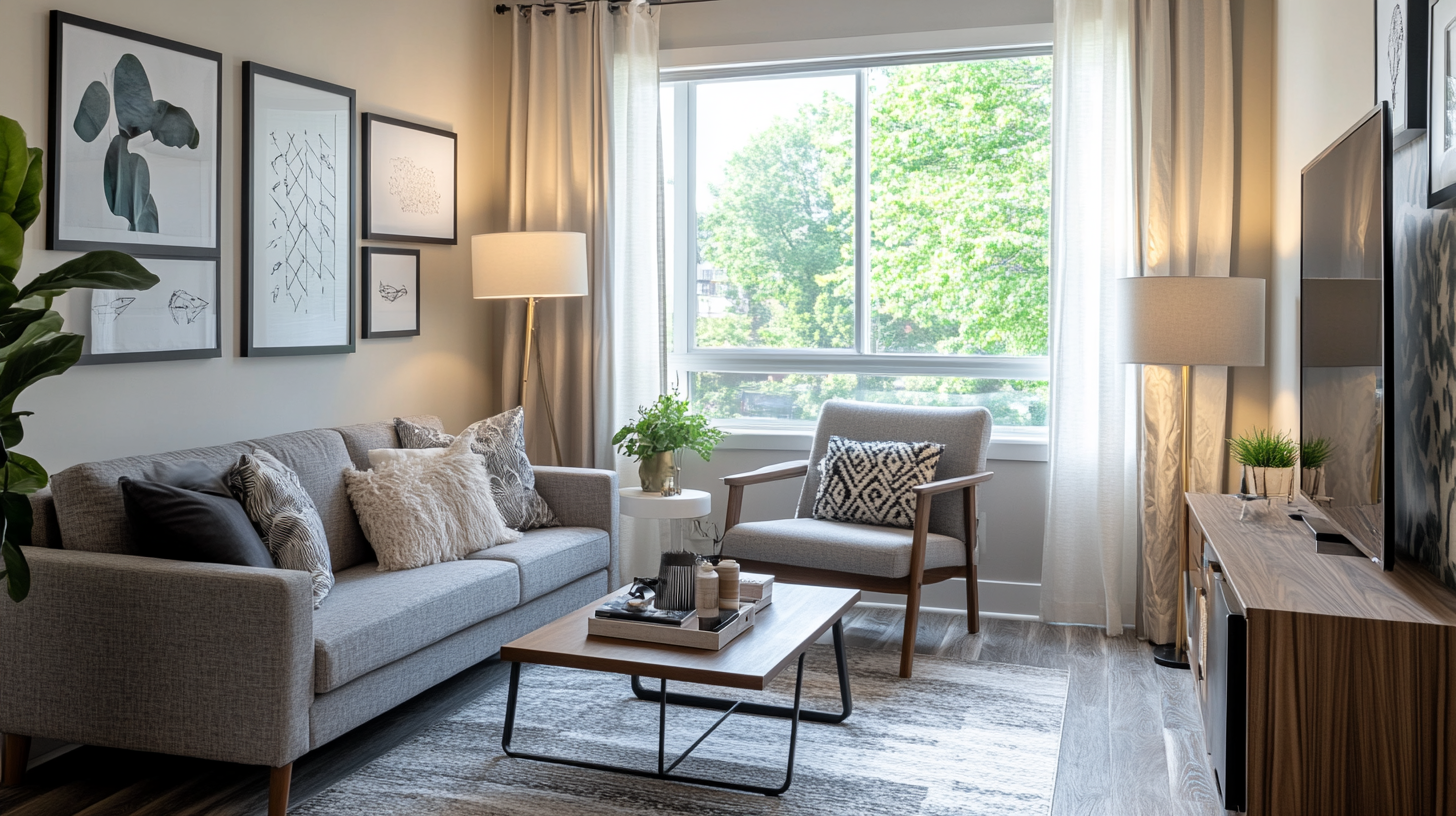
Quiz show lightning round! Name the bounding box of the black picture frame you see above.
[361,247,421,338]
[47,11,222,258]
[1376,0,1429,147]
[361,114,458,244]
[78,256,222,365]
[241,62,356,356]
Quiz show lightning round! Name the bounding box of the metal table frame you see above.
[500,619,853,796]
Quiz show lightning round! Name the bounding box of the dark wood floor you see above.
[0,607,1226,815]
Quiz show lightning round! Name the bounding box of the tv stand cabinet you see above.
[1185,493,1456,815]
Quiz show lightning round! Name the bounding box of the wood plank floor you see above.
[0,607,1228,815]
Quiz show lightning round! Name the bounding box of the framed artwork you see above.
[242,62,356,356]
[47,12,221,257]
[1378,0,1430,146]
[362,114,457,244]
[79,257,220,364]
[1430,0,1456,206]
[361,247,420,338]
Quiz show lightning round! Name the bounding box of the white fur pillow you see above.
[367,447,447,469]
[344,434,521,571]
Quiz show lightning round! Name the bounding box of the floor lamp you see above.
[472,231,589,466]
[1116,275,1265,670]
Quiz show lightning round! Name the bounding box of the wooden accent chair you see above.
[719,400,993,678]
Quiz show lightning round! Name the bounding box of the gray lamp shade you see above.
[1116,276,1266,366]
[471,231,589,299]
[1300,278,1381,367]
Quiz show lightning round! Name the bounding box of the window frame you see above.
[662,45,1053,427]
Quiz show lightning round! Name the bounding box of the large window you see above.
[663,51,1052,429]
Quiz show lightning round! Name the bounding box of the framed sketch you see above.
[1430,0,1456,206]
[47,12,221,257]
[362,114,457,244]
[1377,0,1429,146]
[79,256,220,364]
[361,247,420,338]
[242,63,355,356]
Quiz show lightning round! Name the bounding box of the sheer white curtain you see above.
[1041,0,1140,634]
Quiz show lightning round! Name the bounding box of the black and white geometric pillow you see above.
[395,408,560,531]
[811,436,945,529]
[229,450,334,608]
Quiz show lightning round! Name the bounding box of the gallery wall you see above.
[0,0,497,471]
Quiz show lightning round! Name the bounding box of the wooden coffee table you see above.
[499,582,861,795]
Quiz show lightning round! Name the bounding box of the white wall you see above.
[0,0,498,471]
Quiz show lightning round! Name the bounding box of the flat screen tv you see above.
[1300,103,1393,569]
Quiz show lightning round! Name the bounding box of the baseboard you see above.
[862,578,1040,619]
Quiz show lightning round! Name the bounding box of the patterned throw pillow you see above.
[394,408,560,531]
[229,449,335,608]
[811,436,945,529]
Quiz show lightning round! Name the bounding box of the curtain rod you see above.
[494,0,716,12]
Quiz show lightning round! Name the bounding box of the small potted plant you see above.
[1300,436,1334,500]
[612,392,726,493]
[1229,428,1299,501]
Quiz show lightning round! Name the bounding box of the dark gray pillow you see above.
[811,436,945,529]
[395,408,560,531]
[120,477,274,568]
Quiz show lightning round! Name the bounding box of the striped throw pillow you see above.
[229,449,334,607]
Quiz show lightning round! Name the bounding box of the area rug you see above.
[295,645,1068,816]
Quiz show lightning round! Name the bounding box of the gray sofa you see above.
[0,415,619,814]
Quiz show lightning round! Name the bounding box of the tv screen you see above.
[1300,104,1392,568]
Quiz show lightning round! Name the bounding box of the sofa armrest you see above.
[534,466,620,587]
[0,548,314,768]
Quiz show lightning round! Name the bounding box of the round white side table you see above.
[618,488,711,552]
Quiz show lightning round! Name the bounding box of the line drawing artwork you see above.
[265,123,342,320]
[168,289,209,324]
[387,157,440,215]
[92,297,135,324]
[378,281,408,303]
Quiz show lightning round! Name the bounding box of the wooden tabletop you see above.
[1187,493,1456,626]
[500,583,862,691]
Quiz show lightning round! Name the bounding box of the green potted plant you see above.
[612,392,726,493]
[0,115,159,602]
[1300,436,1334,500]
[1229,428,1299,501]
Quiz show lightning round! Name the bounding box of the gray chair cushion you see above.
[312,559,519,692]
[721,517,970,579]
[466,526,610,602]
[796,400,992,541]
[249,429,368,572]
[50,442,254,554]
[335,414,445,470]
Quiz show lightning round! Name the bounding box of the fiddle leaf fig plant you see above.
[0,115,159,602]
[612,391,726,461]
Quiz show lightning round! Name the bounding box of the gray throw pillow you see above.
[811,436,945,529]
[229,449,334,608]
[394,408,560,531]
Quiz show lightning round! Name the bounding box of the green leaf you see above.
[0,412,32,449]
[12,147,43,232]
[0,213,21,273]
[0,115,29,216]
[102,136,154,230]
[136,193,158,233]
[113,54,156,139]
[0,333,82,415]
[2,537,29,603]
[73,81,111,143]
[3,492,32,549]
[0,310,62,362]
[0,278,20,313]
[150,101,199,149]
[0,453,47,495]
[17,251,158,300]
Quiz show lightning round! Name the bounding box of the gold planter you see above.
[639,450,676,494]
[1243,465,1296,501]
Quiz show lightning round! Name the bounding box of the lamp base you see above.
[1152,642,1190,670]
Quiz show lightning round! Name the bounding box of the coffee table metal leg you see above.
[631,617,853,724]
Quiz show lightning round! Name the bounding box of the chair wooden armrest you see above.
[722,459,810,531]
[912,470,994,496]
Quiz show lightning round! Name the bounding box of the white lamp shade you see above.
[1116,276,1266,367]
[471,231,589,299]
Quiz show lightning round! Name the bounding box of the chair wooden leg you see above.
[964,485,980,635]
[2,734,30,786]
[900,579,921,679]
[269,763,293,816]
[966,563,981,634]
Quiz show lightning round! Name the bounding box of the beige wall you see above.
[0,0,498,471]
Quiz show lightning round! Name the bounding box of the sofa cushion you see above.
[466,526,609,603]
[51,442,255,554]
[721,517,970,579]
[249,429,368,572]
[312,559,519,693]
[335,414,445,470]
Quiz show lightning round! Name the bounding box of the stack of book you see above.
[586,589,758,650]
[739,572,773,607]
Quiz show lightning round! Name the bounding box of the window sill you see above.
[714,423,1048,462]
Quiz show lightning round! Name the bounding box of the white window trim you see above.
[662,25,1054,448]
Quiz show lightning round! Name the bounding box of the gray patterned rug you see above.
[296,644,1068,816]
